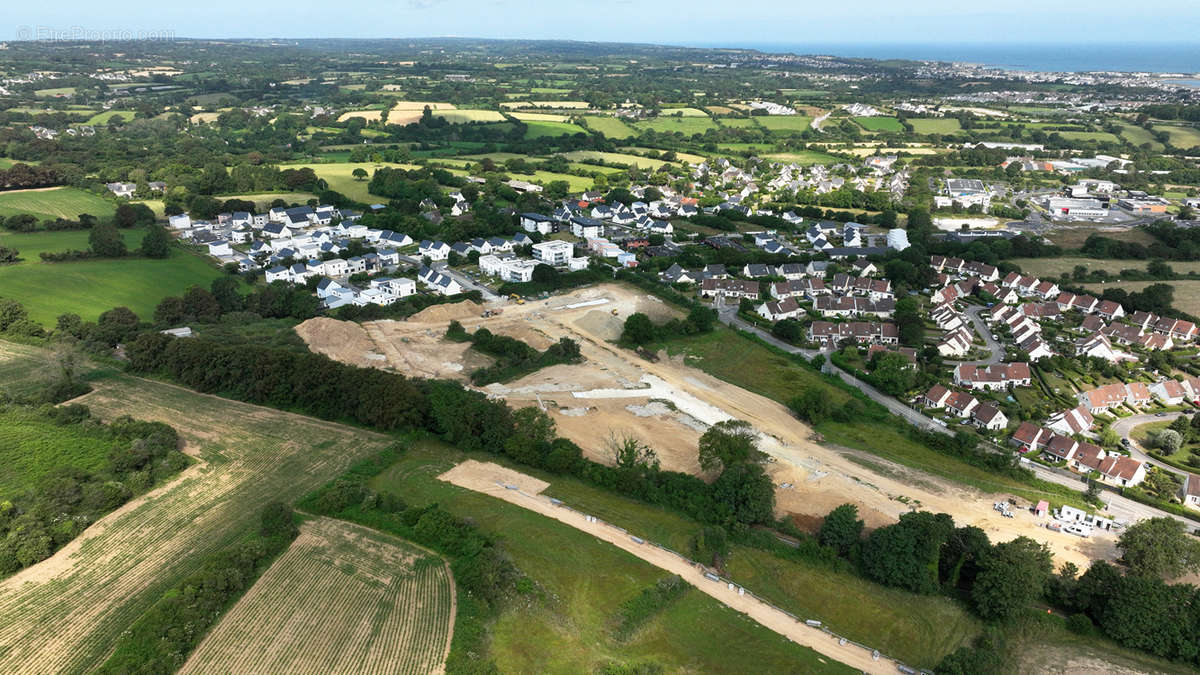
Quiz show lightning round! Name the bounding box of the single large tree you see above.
[139,224,171,259]
[1117,517,1200,578]
[971,536,1053,620]
[89,222,127,258]
[697,419,760,472]
[818,503,864,556]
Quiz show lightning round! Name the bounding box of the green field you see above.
[1056,131,1121,144]
[755,116,815,133]
[1012,256,1200,279]
[369,442,857,673]
[1118,123,1164,150]
[0,372,396,673]
[34,87,77,98]
[0,405,119,497]
[581,116,638,139]
[559,150,669,170]
[909,118,962,135]
[433,109,507,124]
[633,117,717,135]
[523,120,587,139]
[0,187,116,221]
[764,151,842,165]
[854,117,904,132]
[1083,279,1200,317]
[0,229,223,325]
[85,110,135,126]
[1153,124,1200,149]
[715,117,761,129]
[277,162,417,203]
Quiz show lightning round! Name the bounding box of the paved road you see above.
[431,262,500,302]
[962,304,1004,366]
[1112,411,1186,472]
[717,309,1197,527]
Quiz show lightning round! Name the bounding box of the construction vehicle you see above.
[516,298,525,305]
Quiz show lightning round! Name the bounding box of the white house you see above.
[419,240,451,261]
[168,214,191,230]
[532,240,574,266]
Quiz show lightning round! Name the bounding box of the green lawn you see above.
[0,232,223,325]
[0,406,118,498]
[370,442,855,673]
[0,187,116,221]
[854,117,904,132]
[581,116,638,139]
[909,118,962,135]
[1153,124,1200,149]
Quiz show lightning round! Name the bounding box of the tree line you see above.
[124,332,776,530]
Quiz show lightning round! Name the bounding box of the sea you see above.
[687,42,1200,75]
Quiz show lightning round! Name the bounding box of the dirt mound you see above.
[575,309,623,340]
[409,300,482,323]
[295,318,380,367]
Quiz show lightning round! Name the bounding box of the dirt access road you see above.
[440,460,896,675]
[298,284,1117,568]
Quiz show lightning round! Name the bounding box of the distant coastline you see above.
[687,41,1200,75]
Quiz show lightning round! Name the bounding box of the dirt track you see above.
[298,284,1118,568]
[440,460,895,674]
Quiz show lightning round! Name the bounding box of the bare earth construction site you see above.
[298,283,1117,569]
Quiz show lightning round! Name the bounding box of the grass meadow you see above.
[0,187,117,221]
[633,117,717,135]
[369,441,857,673]
[854,117,904,132]
[581,116,637,139]
[0,405,118,497]
[1153,124,1200,149]
[909,118,962,134]
[0,228,223,325]
[522,120,587,139]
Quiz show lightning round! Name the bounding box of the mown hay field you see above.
[180,517,453,675]
[0,373,394,673]
[582,115,637,139]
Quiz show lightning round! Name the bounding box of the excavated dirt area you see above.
[297,283,1119,569]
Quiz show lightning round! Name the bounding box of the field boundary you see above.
[439,460,914,675]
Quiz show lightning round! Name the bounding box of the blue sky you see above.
[7,0,1199,45]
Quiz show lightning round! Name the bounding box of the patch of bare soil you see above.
[408,300,482,323]
[294,317,381,367]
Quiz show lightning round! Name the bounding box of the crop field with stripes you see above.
[0,370,394,673]
[180,517,454,675]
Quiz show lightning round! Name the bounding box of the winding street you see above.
[1111,411,1186,473]
[962,304,1005,367]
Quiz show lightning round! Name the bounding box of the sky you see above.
[6,0,1199,46]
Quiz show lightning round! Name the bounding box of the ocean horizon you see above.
[684,41,1200,75]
